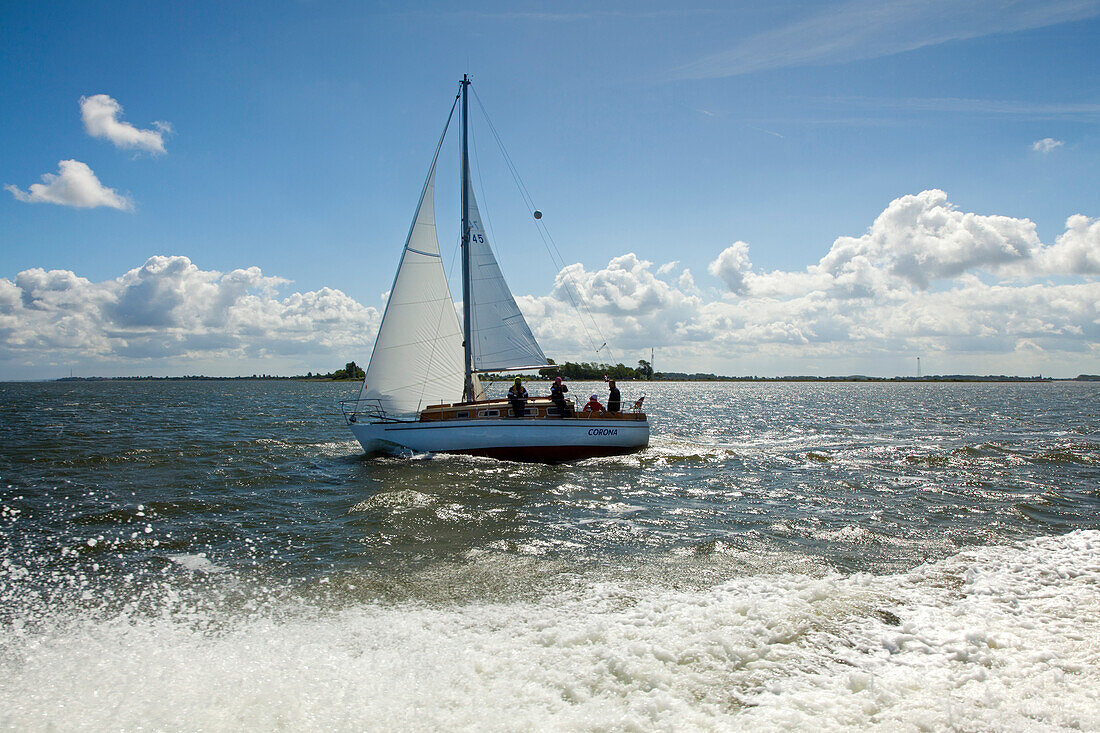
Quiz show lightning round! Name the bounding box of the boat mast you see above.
[460,74,474,402]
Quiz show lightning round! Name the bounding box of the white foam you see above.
[168,553,228,574]
[2,532,1099,731]
[348,489,433,513]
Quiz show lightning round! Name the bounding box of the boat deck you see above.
[420,397,646,422]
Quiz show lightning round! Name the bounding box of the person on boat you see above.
[582,394,605,413]
[550,376,572,417]
[507,377,529,418]
[606,380,621,413]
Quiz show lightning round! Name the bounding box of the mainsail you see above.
[361,117,464,416]
[464,179,550,372]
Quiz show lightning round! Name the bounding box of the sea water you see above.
[1,380,1098,730]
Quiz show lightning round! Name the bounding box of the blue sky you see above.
[2,1,1098,379]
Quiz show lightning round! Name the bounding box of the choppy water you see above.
[1,380,1098,730]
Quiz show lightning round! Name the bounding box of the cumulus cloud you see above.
[2,192,1098,379]
[0,256,379,376]
[519,191,1099,375]
[80,94,171,154]
[549,253,694,315]
[1032,137,1064,153]
[1035,215,1100,274]
[708,241,753,294]
[816,190,1040,288]
[804,190,1099,284]
[4,160,132,210]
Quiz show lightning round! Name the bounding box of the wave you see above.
[1030,445,1100,465]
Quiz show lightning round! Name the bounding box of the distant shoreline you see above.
[47,374,1100,383]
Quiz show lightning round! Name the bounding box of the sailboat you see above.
[342,75,650,462]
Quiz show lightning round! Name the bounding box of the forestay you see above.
[464,180,551,372]
[361,126,464,416]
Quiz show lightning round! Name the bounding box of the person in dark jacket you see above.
[606,379,621,413]
[550,376,571,417]
[507,377,528,417]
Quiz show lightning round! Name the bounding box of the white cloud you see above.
[520,191,1099,375]
[1034,215,1100,274]
[5,160,132,210]
[80,94,171,154]
[810,191,1100,282]
[550,253,695,315]
[2,193,1098,379]
[0,256,379,376]
[1032,137,1065,153]
[672,0,1100,79]
[708,241,752,294]
[816,189,1040,288]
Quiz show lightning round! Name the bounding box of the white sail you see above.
[470,371,486,401]
[464,182,551,372]
[362,144,464,416]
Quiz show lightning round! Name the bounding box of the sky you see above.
[1,0,1098,380]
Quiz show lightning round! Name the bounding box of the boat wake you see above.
[2,532,1097,730]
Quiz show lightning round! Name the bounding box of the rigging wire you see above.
[471,87,616,365]
[469,111,498,256]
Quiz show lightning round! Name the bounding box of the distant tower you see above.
[917,356,921,378]
[651,347,655,381]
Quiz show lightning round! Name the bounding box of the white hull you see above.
[350,416,649,462]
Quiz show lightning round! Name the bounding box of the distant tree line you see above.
[301,361,365,381]
[54,364,1097,383]
[508,359,655,381]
